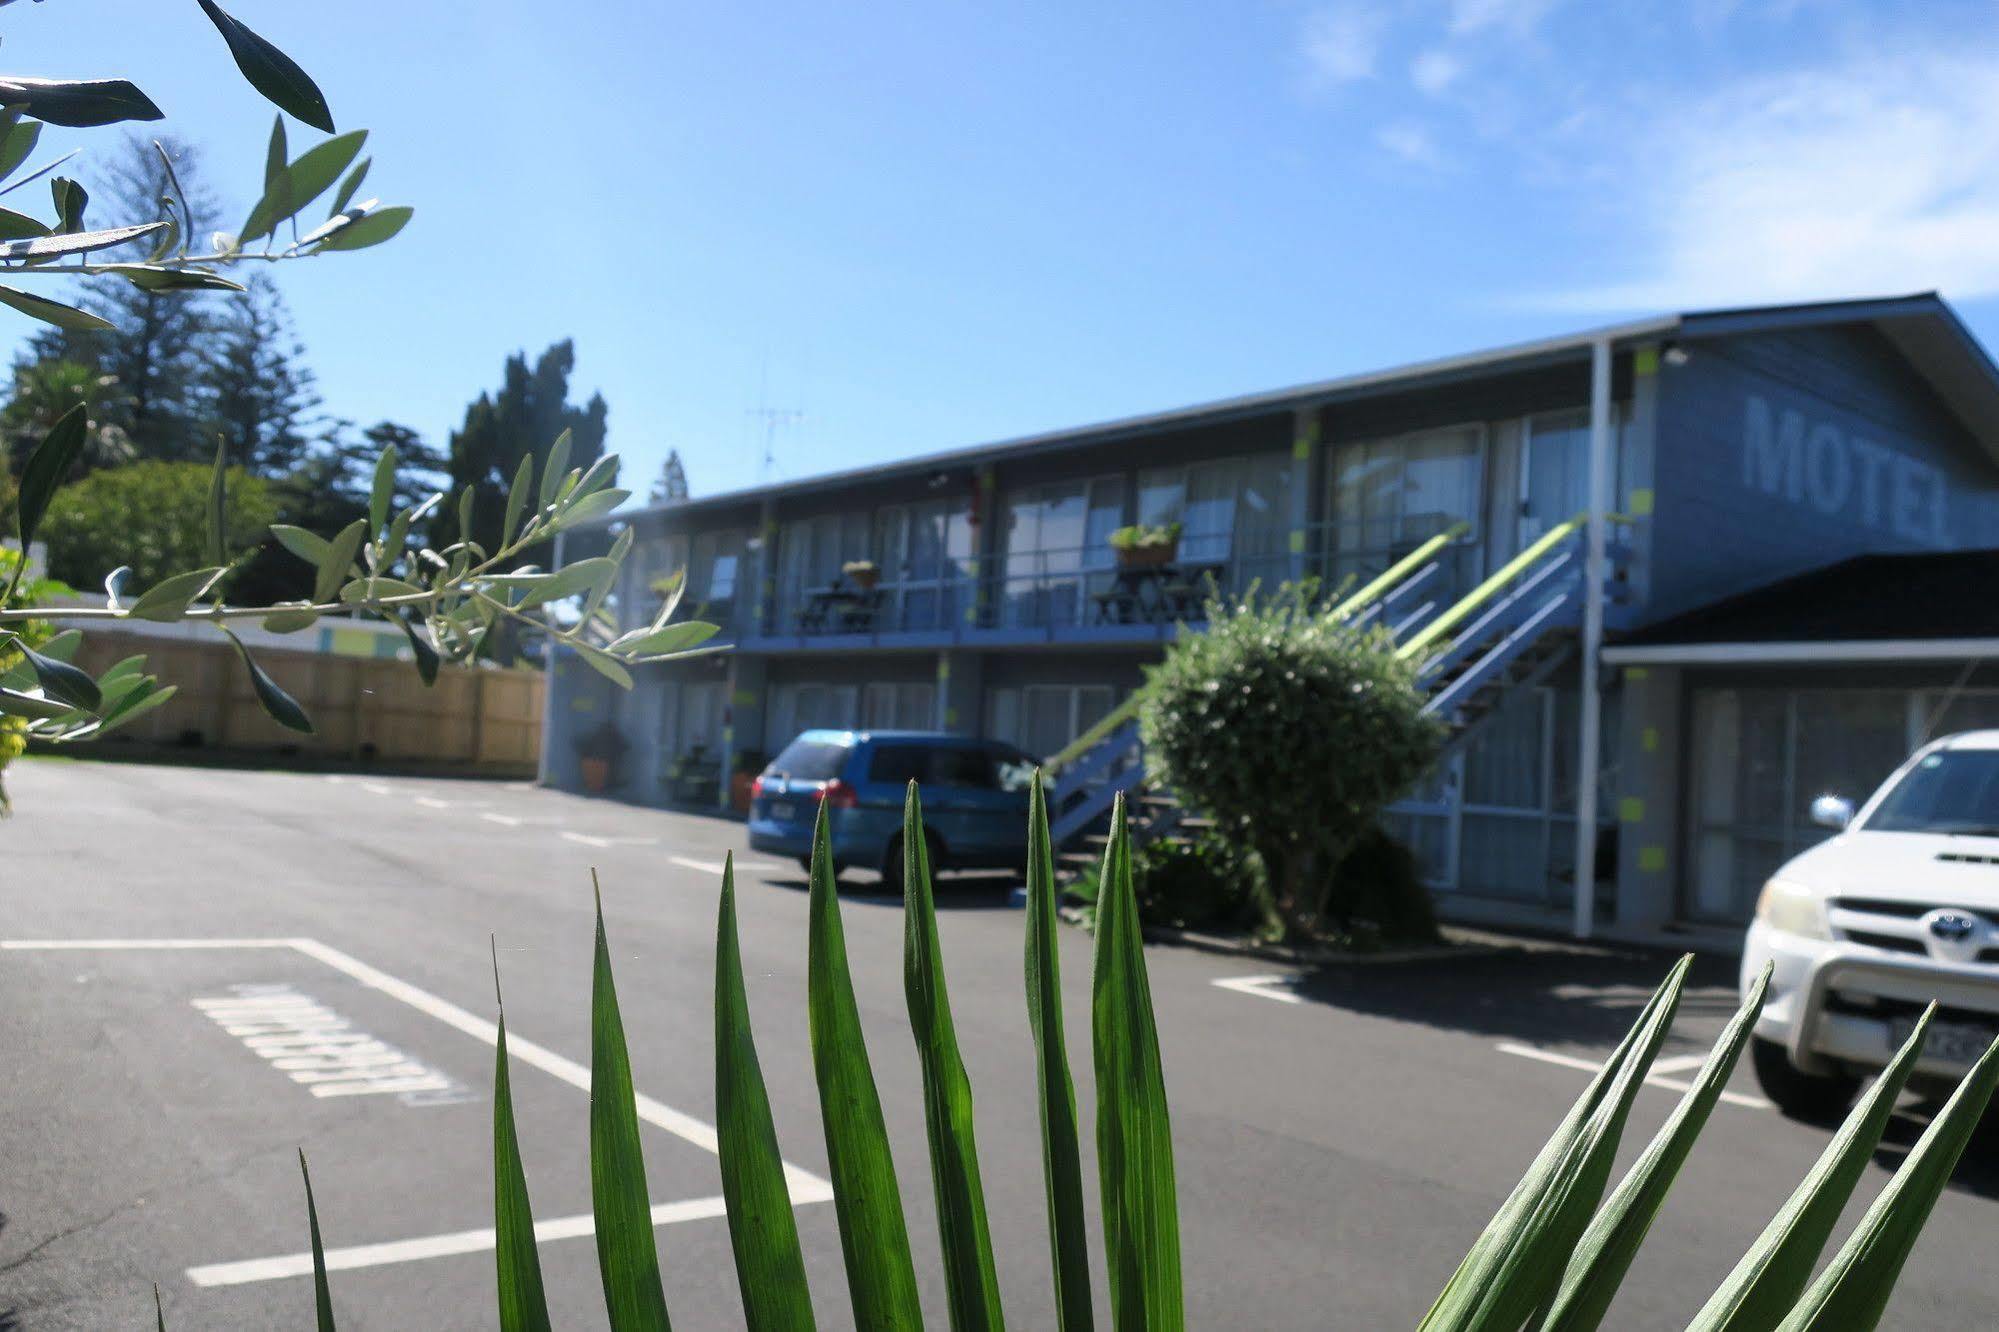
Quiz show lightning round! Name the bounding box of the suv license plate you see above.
[1888,1016,1998,1066]
[770,801,795,821]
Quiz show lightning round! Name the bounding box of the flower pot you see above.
[1115,540,1178,570]
[846,566,881,590]
[578,756,610,792]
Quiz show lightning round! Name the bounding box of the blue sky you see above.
[9,0,1999,502]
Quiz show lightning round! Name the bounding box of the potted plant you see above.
[574,721,628,794]
[842,559,881,590]
[1108,522,1182,570]
[729,748,768,813]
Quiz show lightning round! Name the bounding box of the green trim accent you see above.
[1396,512,1606,660]
[1045,696,1140,774]
[1619,796,1644,823]
[1328,521,1470,624]
[1641,725,1660,753]
[1287,530,1307,555]
[1638,844,1667,873]
[1634,347,1660,377]
[1629,487,1655,517]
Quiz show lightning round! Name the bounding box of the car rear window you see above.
[768,738,850,781]
[867,745,932,785]
[863,744,1006,789]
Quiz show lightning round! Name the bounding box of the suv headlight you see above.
[1755,877,1830,940]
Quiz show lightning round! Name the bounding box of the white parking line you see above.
[669,855,729,875]
[1,936,836,1285]
[186,1194,735,1287]
[1495,1041,1773,1110]
[358,782,393,796]
[480,812,520,827]
[559,831,658,849]
[1211,975,1304,1005]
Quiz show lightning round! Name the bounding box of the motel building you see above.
[542,293,1999,943]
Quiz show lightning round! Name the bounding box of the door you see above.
[1518,410,1592,548]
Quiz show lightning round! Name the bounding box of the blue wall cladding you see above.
[1647,322,1999,623]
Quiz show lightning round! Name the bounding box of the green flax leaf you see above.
[298,1150,336,1331]
[220,627,313,734]
[589,874,673,1330]
[1418,957,1690,1332]
[1537,964,1772,1332]
[715,856,817,1331]
[1025,775,1094,1331]
[492,948,552,1332]
[196,0,334,131]
[806,799,925,1329]
[902,783,1006,1330]
[1776,1031,1999,1332]
[1688,1007,1936,1331]
[1092,792,1184,1331]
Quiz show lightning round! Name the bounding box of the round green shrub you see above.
[1138,584,1444,941]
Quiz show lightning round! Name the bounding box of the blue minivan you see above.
[747,730,1039,890]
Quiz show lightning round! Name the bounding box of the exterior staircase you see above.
[1039,513,1631,872]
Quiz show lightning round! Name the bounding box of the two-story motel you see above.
[542,294,1999,941]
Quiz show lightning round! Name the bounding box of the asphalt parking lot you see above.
[5,758,1999,1329]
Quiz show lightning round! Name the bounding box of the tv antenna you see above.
[748,404,804,481]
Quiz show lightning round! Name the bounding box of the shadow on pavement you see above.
[757,868,1022,911]
[1284,942,1743,1050]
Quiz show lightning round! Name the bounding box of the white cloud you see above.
[1547,47,1999,310]
[1301,3,1389,84]
[1375,121,1446,168]
[1447,0,1565,38]
[1410,48,1464,95]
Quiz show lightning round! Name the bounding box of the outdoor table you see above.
[1089,561,1227,624]
[799,583,882,633]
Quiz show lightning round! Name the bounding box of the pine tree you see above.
[652,448,689,504]
[201,273,320,475]
[447,339,609,554]
[26,135,222,462]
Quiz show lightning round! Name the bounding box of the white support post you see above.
[535,529,568,788]
[1572,337,1612,939]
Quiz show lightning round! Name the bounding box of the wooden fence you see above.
[67,629,544,774]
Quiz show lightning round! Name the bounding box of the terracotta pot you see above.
[1115,540,1178,570]
[846,566,881,590]
[578,756,610,793]
[730,769,757,813]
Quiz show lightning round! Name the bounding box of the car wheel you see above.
[880,831,941,898]
[798,855,843,881]
[1751,1036,1860,1122]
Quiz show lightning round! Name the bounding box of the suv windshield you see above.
[767,737,850,782]
[1864,748,1999,835]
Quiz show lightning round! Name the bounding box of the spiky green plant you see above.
[164,778,1999,1330]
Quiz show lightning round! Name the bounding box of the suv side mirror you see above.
[1809,794,1854,831]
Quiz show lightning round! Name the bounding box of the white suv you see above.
[1743,729,1999,1119]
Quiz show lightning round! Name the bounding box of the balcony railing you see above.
[737,520,1495,644]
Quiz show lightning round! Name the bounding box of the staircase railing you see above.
[1037,521,1473,853]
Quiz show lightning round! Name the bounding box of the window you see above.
[1137,455,1292,590]
[1000,477,1124,627]
[1329,424,1483,602]
[866,745,931,785]
[1867,749,1999,834]
[985,683,1116,757]
[875,499,974,631]
[1687,688,1911,922]
[862,681,936,731]
[768,737,851,781]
